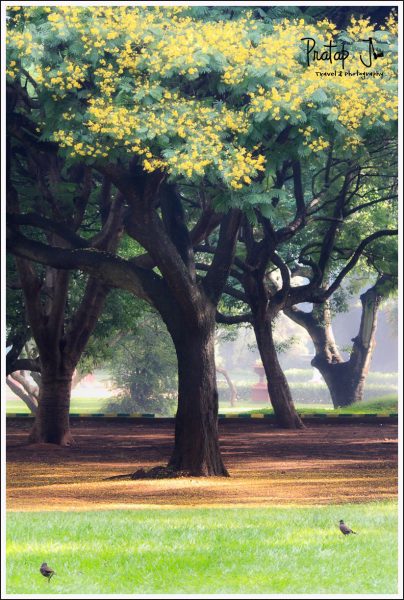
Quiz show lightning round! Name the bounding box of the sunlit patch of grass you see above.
[248,395,398,416]
[6,502,397,594]
[6,396,110,414]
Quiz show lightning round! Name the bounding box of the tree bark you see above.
[6,374,38,414]
[28,366,74,445]
[169,316,229,476]
[285,278,386,408]
[253,309,305,428]
[216,366,238,407]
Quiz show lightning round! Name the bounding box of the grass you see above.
[248,395,398,416]
[6,394,398,416]
[6,502,397,594]
[6,396,107,415]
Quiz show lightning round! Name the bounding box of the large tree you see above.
[6,136,123,444]
[7,7,397,468]
[285,233,398,407]
[206,141,397,424]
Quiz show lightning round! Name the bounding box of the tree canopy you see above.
[7,6,397,197]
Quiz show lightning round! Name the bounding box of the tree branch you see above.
[7,213,89,248]
[202,209,242,304]
[216,310,252,324]
[322,229,398,300]
[7,229,158,305]
[7,357,41,376]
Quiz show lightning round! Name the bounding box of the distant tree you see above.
[214,142,397,421]
[285,233,398,407]
[105,312,178,415]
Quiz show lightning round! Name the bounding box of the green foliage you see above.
[104,312,177,415]
[77,290,149,375]
[6,6,397,193]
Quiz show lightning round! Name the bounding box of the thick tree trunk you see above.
[286,280,385,408]
[311,358,357,408]
[169,321,229,476]
[28,367,74,445]
[253,312,304,429]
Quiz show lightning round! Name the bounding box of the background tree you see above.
[213,139,397,421]
[105,311,178,415]
[285,226,398,407]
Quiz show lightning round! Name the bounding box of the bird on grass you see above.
[339,519,357,535]
[40,562,55,582]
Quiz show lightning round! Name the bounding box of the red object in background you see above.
[251,361,270,403]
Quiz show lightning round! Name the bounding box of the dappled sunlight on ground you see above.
[7,419,397,511]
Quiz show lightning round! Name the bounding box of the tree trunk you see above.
[6,375,38,414]
[311,358,356,408]
[28,367,74,445]
[286,280,385,408]
[169,321,229,476]
[253,312,304,429]
[216,366,238,407]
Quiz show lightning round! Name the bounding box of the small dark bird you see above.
[339,519,357,535]
[40,563,55,582]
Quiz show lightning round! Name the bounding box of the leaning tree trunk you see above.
[216,366,238,407]
[6,374,38,414]
[253,309,304,429]
[169,318,228,476]
[28,365,74,445]
[286,279,386,408]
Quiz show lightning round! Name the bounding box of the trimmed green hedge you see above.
[218,381,398,405]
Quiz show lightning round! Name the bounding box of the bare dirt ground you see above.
[6,418,397,511]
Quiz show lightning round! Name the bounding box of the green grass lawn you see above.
[6,394,398,416]
[247,395,398,416]
[6,396,107,415]
[6,502,397,594]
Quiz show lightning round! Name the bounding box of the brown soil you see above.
[6,419,397,511]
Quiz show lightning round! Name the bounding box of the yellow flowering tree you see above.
[7,6,398,469]
[6,6,397,190]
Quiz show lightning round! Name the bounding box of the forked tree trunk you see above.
[311,359,359,408]
[169,320,228,476]
[285,279,386,408]
[253,310,304,429]
[28,367,74,445]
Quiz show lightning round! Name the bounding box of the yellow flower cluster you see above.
[6,29,39,70]
[6,59,17,78]
[347,16,375,41]
[249,83,302,121]
[53,130,111,159]
[224,149,266,189]
[343,135,362,150]
[53,89,266,186]
[308,137,330,152]
[385,11,398,35]
[28,61,89,92]
[137,15,255,83]
[302,53,397,133]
